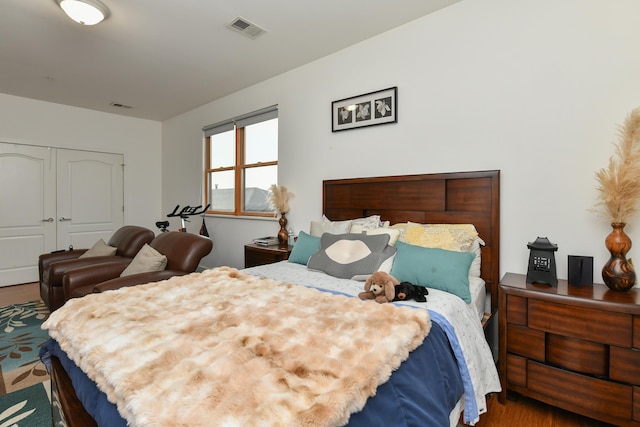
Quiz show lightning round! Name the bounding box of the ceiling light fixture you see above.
[57,0,109,25]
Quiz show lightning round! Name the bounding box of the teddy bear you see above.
[393,282,428,302]
[358,271,399,303]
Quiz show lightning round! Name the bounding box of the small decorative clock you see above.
[526,237,558,286]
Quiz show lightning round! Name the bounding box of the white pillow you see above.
[468,236,485,278]
[310,219,352,237]
[349,215,382,231]
[79,239,117,258]
[120,244,167,277]
[364,228,401,246]
[317,214,383,235]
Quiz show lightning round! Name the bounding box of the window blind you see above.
[202,105,277,137]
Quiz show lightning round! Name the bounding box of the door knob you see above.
[58,217,72,221]
[42,218,54,222]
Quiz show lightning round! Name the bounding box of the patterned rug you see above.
[0,300,52,426]
[0,381,51,426]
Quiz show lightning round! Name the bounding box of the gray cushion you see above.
[307,233,395,280]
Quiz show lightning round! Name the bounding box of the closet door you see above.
[0,143,124,287]
[0,144,56,286]
[56,149,124,249]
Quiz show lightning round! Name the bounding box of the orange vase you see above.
[602,222,636,291]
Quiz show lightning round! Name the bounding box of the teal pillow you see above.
[288,231,321,265]
[390,241,475,303]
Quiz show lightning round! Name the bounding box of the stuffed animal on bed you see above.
[358,271,399,303]
[393,282,428,302]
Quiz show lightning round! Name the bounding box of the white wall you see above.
[163,0,640,280]
[0,93,163,231]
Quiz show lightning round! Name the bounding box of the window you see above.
[203,106,278,216]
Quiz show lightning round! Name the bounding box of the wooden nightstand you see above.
[499,272,640,426]
[244,243,292,268]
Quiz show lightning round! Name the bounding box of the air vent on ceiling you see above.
[226,16,266,39]
[110,102,133,109]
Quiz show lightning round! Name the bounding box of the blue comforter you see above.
[41,321,463,427]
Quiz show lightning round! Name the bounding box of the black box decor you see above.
[568,255,593,286]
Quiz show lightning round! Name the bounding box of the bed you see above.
[40,170,501,427]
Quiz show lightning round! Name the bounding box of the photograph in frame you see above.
[332,87,397,132]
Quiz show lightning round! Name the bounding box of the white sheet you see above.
[243,261,501,425]
[469,276,487,321]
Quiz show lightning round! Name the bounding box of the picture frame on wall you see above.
[331,87,397,132]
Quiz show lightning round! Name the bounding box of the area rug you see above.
[0,300,52,426]
[0,300,50,396]
[0,381,51,426]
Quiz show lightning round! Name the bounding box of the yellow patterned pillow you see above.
[403,222,478,252]
[390,222,408,241]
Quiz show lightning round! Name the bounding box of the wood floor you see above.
[475,394,614,426]
[0,282,615,426]
[1,281,40,305]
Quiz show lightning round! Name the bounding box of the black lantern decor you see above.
[526,237,558,286]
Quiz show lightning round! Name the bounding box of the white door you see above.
[0,143,124,287]
[56,149,124,250]
[0,144,56,286]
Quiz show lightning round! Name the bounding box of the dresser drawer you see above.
[528,361,632,422]
[507,295,527,325]
[507,324,544,361]
[546,333,608,377]
[611,346,640,385]
[635,387,640,422]
[528,299,632,347]
[506,354,527,388]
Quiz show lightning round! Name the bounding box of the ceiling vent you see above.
[110,102,133,109]
[226,16,266,39]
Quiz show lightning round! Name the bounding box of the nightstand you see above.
[499,272,640,426]
[244,243,292,268]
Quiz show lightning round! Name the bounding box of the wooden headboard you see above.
[323,170,500,313]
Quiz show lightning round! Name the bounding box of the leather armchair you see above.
[39,225,155,311]
[63,231,213,301]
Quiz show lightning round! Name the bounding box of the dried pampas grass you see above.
[594,107,640,224]
[267,184,293,214]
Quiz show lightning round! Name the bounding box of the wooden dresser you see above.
[244,243,292,268]
[499,272,640,426]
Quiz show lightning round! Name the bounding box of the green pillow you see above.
[288,231,321,265]
[390,241,475,303]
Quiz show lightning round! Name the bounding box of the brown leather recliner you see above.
[62,231,213,301]
[39,225,155,311]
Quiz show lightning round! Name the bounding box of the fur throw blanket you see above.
[43,267,431,427]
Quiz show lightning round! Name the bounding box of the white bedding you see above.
[243,261,501,425]
[470,276,488,321]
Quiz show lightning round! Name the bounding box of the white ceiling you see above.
[1,0,461,121]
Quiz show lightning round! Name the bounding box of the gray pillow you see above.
[307,233,395,280]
